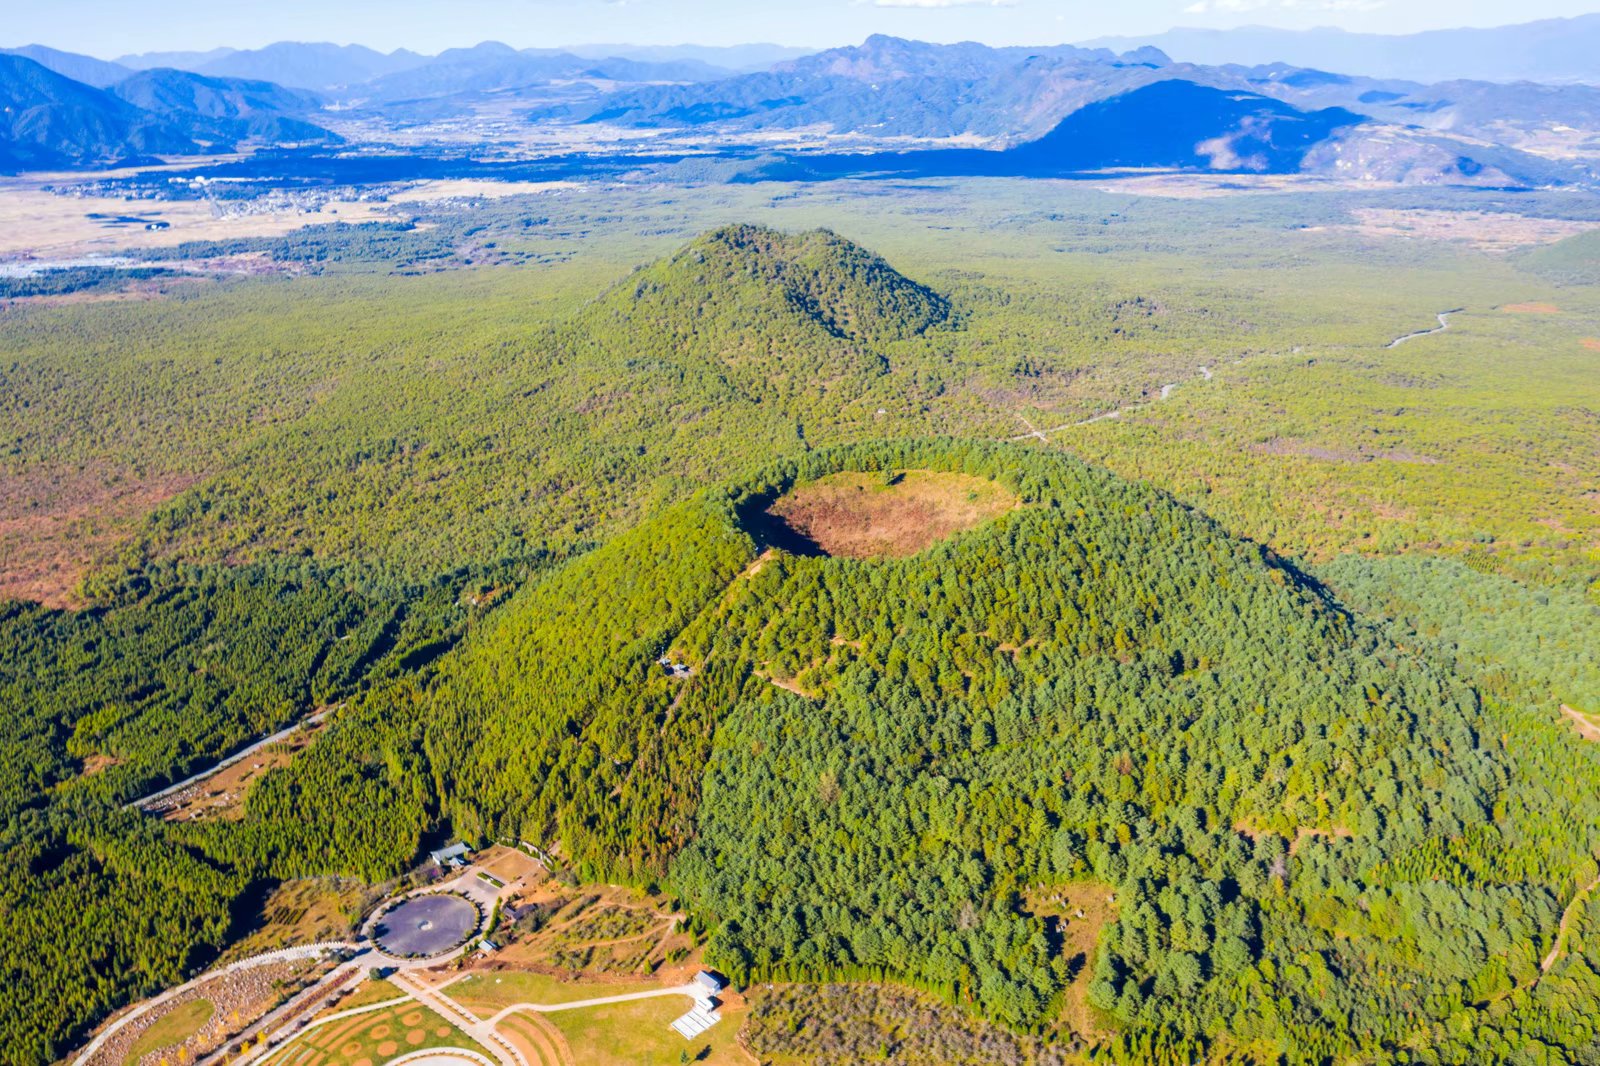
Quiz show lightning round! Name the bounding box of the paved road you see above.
[392,973,528,1066]
[251,993,410,1064]
[129,706,333,811]
[217,955,373,1064]
[485,983,703,1023]
[387,1051,498,1066]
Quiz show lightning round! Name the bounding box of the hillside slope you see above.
[126,225,953,574]
[239,439,1600,1060]
[0,53,200,170]
[109,68,340,144]
[1084,14,1600,85]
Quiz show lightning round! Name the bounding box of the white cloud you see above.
[872,0,1017,8]
[1183,0,1384,12]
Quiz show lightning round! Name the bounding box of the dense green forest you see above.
[5,187,1595,609]
[0,555,541,1061]
[14,437,1600,1062]
[1,195,1598,1064]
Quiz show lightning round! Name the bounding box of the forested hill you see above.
[10,441,1600,1061]
[123,225,956,578]
[583,223,951,345]
[240,442,1600,1060]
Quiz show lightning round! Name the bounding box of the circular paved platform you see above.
[374,893,480,957]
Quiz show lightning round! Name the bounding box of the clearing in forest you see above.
[123,998,215,1062]
[1025,880,1118,1042]
[1562,705,1600,743]
[762,469,1016,559]
[157,720,326,823]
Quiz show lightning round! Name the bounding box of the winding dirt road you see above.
[1542,873,1600,972]
[1387,309,1463,348]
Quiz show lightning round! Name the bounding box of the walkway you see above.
[70,942,353,1066]
[129,706,334,811]
[1006,363,1214,443]
[484,983,705,1024]
[392,973,528,1066]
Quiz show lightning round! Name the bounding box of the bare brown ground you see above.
[0,467,200,607]
[1581,339,1600,351]
[474,844,546,887]
[0,178,397,259]
[79,753,122,776]
[1350,209,1596,251]
[766,469,1016,560]
[1504,302,1562,314]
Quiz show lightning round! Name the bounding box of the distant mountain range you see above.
[726,81,1365,181]
[2,25,1598,188]
[553,43,812,74]
[550,35,1173,140]
[108,39,738,94]
[0,54,200,170]
[0,54,338,172]
[1083,14,1600,85]
[0,44,132,88]
[120,41,431,91]
[533,34,1597,187]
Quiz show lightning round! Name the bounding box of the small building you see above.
[477,939,499,956]
[692,971,725,997]
[430,842,471,866]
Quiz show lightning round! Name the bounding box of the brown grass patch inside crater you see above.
[759,469,1017,560]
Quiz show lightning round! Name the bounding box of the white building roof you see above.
[430,842,471,864]
[670,1004,721,1039]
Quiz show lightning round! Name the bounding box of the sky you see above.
[8,0,1600,58]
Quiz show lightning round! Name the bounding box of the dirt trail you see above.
[1542,872,1600,972]
[1008,364,1214,443]
[1387,309,1463,349]
[1562,704,1600,742]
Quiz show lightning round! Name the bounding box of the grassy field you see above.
[124,997,215,1061]
[545,994,750,1066]
[448,970,668,1012]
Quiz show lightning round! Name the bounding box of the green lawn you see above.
[126,997,215,1061]
[448,970,666,1012]
[546,995,748,1066]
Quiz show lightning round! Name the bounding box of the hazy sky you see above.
[10,0,1600,57]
